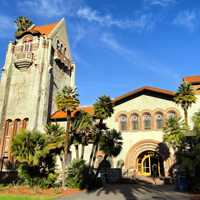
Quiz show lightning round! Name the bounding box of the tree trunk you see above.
[60,152,67,188]
[75,144,79,160]
[89,143,95,167]
[81,144,85,160]
[184,109,188,126]
[91,144,98,168]
[95,154,108,180]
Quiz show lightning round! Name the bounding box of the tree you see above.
[163,117,186,151]
[71,111,93,160]
[55,86,80,188]
[11,130,57,187]
[89,96,114,167]
[174,81,196,126]
[15,16,33,38]
[99,129,122,160]
[96,129,122,180]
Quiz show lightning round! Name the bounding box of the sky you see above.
[0,0,200,105]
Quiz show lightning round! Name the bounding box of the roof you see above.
[51,106,94,120]
[183,75,200,84]
[30,21,59,36]
[113,86,175,106]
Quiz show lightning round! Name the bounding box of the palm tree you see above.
[55,86,80,188]
[163,117,186,151]
[71,111,93,160]
[89,96,114,167]
[174,81,196,126]
[95,129,122,180]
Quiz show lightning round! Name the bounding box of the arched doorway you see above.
[125,140,172,177]
[137,150,164,177]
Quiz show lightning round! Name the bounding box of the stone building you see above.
[0,17,200,178]
[52,78,200,177]
[0,18,75,170]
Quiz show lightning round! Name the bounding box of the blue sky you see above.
[0,0,200,105]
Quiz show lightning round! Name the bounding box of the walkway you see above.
[58,181,196,200]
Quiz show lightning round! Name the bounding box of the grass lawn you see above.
[0,194,55,200]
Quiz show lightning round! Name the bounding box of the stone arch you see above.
[124,139,171,172]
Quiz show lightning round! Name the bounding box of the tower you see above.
[0,18,75,170]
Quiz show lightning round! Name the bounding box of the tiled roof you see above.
[51,106,94,120]
[183,76,200,84]
[113,86,175,105]
[29,21,59,36]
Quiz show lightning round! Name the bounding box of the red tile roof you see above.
[51,106,94,120]
[30,21,58,36]
[183,76,200,84]
[113,86,175,105]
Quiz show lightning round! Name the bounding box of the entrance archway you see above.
[125,139,172,176]
[137,150,164,176]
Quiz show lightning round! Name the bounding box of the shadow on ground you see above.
[85,178,174,200]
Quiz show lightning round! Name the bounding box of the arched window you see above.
[119,114,128,131]
[13,119,21,135]
[23,36,32,52]
[167,111,176,119]
[56,40,60,49]
[143,113,151,130]
[22,118,29,129]
[131,114,139,130]
[4,119,12,137]
[156,112,164,129]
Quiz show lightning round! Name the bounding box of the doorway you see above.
[137,151,164,177]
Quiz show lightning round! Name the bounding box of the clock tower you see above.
[0,17,76,170]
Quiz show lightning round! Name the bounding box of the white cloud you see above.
[173,10,199,32]
[101,33,180,80]
[0,15,15,39]
[77,6,154,31]
[17,0,83,18]
[144,0,176,7]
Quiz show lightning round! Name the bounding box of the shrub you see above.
[12,130,57,188]
[66,159,96,189]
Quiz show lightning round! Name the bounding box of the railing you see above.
[54,50,72,69]
[14,52,33,69]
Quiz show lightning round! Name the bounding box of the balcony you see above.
[14,52,33,69]
[54,50,72,69]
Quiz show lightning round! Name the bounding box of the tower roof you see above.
[30,21,59,36]
[183,75,200,84]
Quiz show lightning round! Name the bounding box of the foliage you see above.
[11,130,57,188]
[45,124,65,154]
[174,81,196,125]
[12,130,48,166]
[56,86,79,112]
[66,159,91,189]
[163,117,187,150]
[15,16,33,38]
[93,96,113,120]
[99,129,122,157]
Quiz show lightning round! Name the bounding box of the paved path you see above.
[58,182,196,200]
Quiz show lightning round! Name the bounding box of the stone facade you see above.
[0,18,75,170]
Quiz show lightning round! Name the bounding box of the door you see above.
[142,155,151,176]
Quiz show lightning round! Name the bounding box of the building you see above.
[0,18,75,170]
[0,17,200,178]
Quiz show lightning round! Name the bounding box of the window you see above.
[119,114,128,131]
[4,119,12,137]
[13,119,21,136]
[167,111,176,119]
[143,113,151,129]
[156,113,164,129]
[22,118,29,129]
[131,114,139,130]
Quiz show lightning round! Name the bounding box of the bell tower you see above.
[0,17,76,170]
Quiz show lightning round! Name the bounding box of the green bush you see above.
[12,130,57,188]
[66,159,96,189]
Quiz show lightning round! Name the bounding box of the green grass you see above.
[0,194,55,200]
